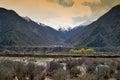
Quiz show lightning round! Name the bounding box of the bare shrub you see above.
[95,64,111,80]
[0,58,120,80]
[0,60,16,80]
[0,60,47,80]
[70,66,82,77]
[26,62,36,74]
[114,63,120,80]
[85,60,98,74]
[52,68,67,80]
[13,61,27,80]
[70,64,87,78]
[47,61,62,76]
[80,74,97,80]
[66,60,79,70]
[33,65,46,80]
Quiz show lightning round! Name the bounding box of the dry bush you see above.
[13,61,27,80]
[0,60,16,80]
[0,60,47,80]
[32,65,46,80]
[84,59,96,74]
[0,60,27,80]
[26,62,47,80]
[47,61,63,76]
[26,62,36,75]
[52,68,67,80]
[70,66,82,77]
[114,63,120,80]
[80,74,97,80]
[66,60,80,70]
[95,64,111,80]
[0,58,119,80]
[69,64,87,78]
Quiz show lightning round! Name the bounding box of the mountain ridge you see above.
[0,7,65,46]
[0,5,120,48]
[67,5,120,47]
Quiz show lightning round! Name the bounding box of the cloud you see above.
[1,0,119,29]
[72,16,91,23]
[82,0,120,17]
[48,0,74,7]
[71,0,120,25]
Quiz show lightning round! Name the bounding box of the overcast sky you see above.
[0,0,120,29]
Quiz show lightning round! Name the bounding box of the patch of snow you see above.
[23,16,31,22]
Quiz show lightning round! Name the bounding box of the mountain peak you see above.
[0,7,18,16]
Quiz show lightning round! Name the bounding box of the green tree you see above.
[86,48,94,53]
[70,49,75,53]
[80,48,86,53]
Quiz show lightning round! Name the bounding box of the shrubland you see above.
[0,57,119,80]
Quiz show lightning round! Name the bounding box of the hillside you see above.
[64,26,85,40]
[0,8,65,46]
[67,5,120,47]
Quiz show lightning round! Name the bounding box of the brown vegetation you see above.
[0,57,120,80]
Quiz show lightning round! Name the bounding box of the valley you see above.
[1,5,120,52]
[0,2,120,80]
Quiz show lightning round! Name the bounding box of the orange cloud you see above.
[0,0,118,29]
[84,0,101,3]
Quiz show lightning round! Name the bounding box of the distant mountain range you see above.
[0,5,120,48]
